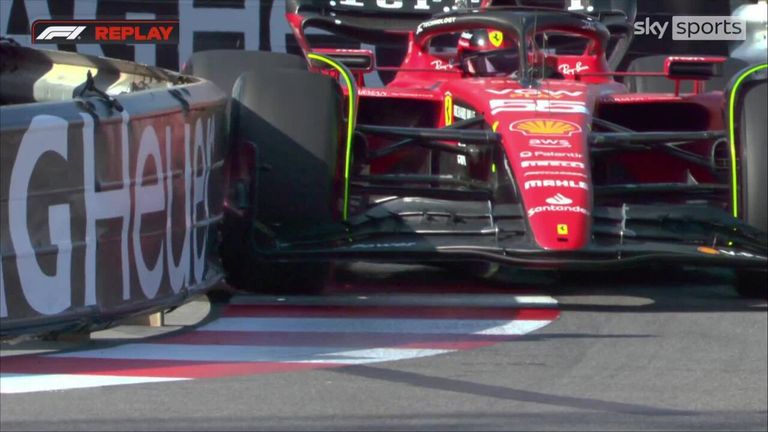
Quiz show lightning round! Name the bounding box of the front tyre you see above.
[735,269,768,299]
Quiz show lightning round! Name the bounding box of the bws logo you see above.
[530,139,571,148]
[32,20,179,44]
[510,119,582,137]
[35,26,86,41]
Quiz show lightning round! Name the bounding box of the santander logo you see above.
[545,193,573,205]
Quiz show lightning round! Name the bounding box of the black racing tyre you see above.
[231,68,341,226]
[734,269,768,299]
[736,74,767,234]
[220,215,329,294]
[181,50,307,94]
[729,67,767,299]
[221,67,341,293]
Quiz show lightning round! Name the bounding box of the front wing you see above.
[252,198,768,271]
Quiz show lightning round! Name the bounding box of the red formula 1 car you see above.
[183,0,767,297]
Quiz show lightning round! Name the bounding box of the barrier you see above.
[0,45,228,336]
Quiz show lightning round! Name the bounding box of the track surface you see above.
[1,264,766,431]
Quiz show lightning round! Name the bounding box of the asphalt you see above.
[1,265,766,431]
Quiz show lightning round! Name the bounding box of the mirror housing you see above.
[665,56,726,80]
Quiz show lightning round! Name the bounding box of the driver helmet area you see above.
[457,29,521,77]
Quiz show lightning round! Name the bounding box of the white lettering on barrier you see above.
[0,257,5,318]
[8,115,73,315]
[134,125,166,299]
[82,112,132,304]
[192,118,212,284]
[165,125,191,293]
[1,111,216,318]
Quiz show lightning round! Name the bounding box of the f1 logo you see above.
[35,26,87,41]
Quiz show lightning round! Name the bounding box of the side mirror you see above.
[665,56,726,80]
[311,49,375,73]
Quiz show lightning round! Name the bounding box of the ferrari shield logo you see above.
[557,224,569,235]
[489,30,504,47]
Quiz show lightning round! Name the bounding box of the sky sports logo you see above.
[32,20,179,44]
[634,16,746,40]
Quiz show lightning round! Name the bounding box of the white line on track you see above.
[197,317,553,335]
[229,294,558,308]
[50,344,452,364]
[0,373,188,394]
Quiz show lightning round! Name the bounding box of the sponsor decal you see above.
[521,160,585,169]
[431,59,457,71]
[0,112,218,318]
[558,62,589,75]
[358,88,437,99]
[524,171,588,178]
[453,105,476,121]
[338,0,480,12]
[444,92,453,126]
[546,193,573,205]
[524,179,589,190]
[359,88,388,97]
[557,224,569,235]
[529,138,572,148]
[488,30,504,47]
[32,20,179,44]
[510,119,582,137]
[490,99,587,115]
[601,94,681,103]
[485,89,583,98]
[520,150,581,159]
[416,16,457,34]
[528,205,590,218]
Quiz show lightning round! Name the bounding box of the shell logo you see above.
[510,119,582,137]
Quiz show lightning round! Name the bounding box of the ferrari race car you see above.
[179,1,768,298]
[0,1,766,335]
